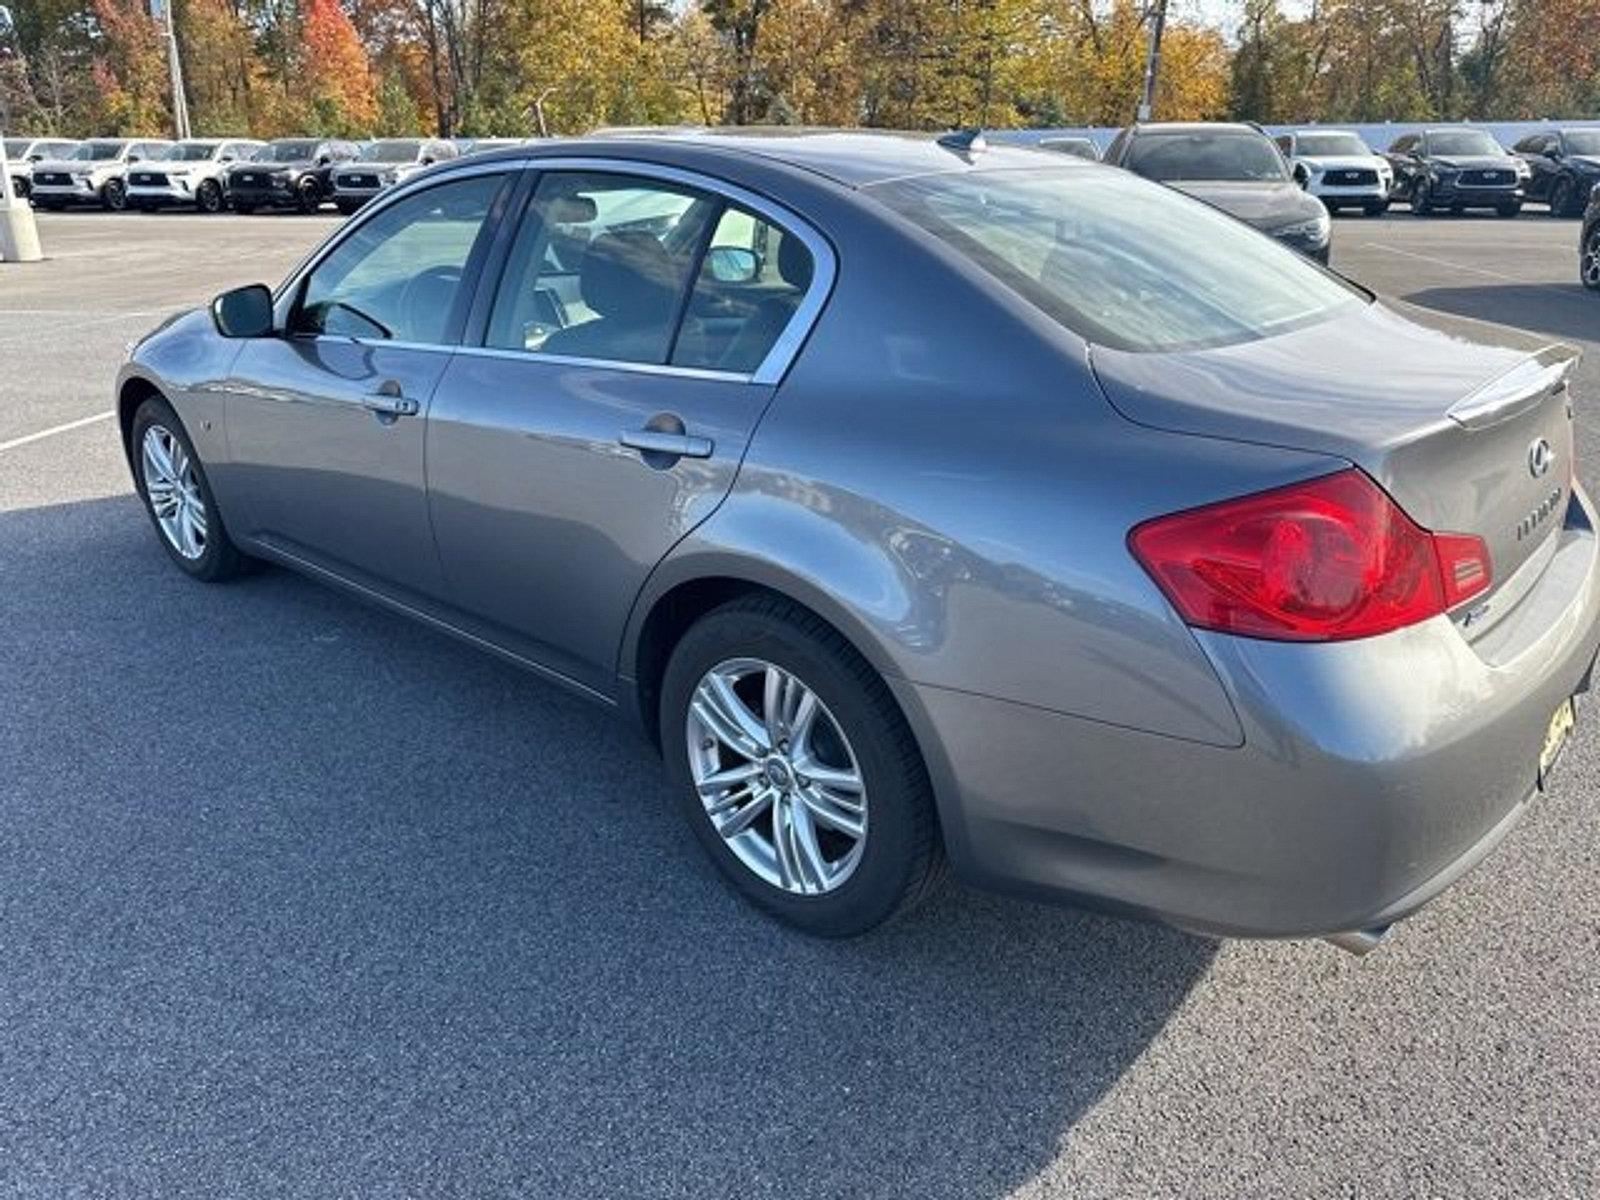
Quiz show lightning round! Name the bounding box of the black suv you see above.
[1104,122,1331,261]
[226,138,360,213]
[1384,128,1525,217]
[1513,129,1600,218]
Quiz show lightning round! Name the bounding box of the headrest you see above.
[777,234,814,290]
[579,230,680,322]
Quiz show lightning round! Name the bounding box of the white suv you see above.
[127,139,265,213]
[1276,129,1393,216]
[3,137,80,200]
[30,139,173,210]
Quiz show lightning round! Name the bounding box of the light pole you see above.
[151,0,190,139]
[1136,0,1169,122]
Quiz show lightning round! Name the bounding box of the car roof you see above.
[466,127,1077,188]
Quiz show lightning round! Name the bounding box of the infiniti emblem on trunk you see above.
[1529,438,1555,478]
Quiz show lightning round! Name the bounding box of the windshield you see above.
[1564,131,1600,156]
[73,141,126,161]
[259,140,318,163]
[1295,132,1371,157]
[162,142,219,162]
[1426,130,1503,157]
[870,168,1362,353]
[1126,133,1288,182]
[358,140,422,163]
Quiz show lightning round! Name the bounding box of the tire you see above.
[13,178,29,200]
[1363,199,1389,217]
[1496,201,1522,218]
[295,177,323,214]
[130,396,250,582]
[1410,179,1432,216]
[196,179,223,214]
[660,595,943,936]
[101,177,126,211]
[1582,225,1600,292]
[1550,178,1576,218]
[232,200,257,214]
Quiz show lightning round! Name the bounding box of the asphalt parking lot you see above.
[2,209,1598,1199]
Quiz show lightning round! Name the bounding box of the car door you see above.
[425,164,830,693]
[221,168,513,599]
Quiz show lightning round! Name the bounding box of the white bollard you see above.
[0,135,45,264]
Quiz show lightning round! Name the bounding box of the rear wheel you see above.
[13,178,29,200]
[196,179,224,213]
[1582,225,1600,291]
[660,596,942,936]
[101,177,126,211]
[130,396,250,582]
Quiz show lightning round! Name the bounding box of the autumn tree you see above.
[300,0,378,134]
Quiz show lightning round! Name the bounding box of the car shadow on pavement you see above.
[1402,282,1597,343]
[0,496,1217,1200]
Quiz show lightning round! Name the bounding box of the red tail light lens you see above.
[1129,469,1491,642]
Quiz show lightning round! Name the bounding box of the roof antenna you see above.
[937,128,988,156]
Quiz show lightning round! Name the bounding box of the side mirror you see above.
[707,246,760,284]
[212,284,275,338]
[318,156,330,165]
[421,156,435,166]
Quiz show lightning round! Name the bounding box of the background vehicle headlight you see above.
[1277,213,1331,242]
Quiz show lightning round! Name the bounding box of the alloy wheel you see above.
[141,424,209,560]
[1584,229,1600,290]
[687,657,868,896]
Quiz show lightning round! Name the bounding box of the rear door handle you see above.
[619,429,714,459]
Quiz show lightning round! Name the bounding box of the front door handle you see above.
[619,429,714,459]
[363,380,419,418]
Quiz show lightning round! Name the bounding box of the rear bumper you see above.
[897,485,1600,941]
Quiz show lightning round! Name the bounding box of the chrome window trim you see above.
[273,153,837,385]
[453,343,751,384]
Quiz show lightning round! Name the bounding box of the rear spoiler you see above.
[1448,343,1578,431]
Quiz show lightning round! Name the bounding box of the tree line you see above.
[0,0,1594,141]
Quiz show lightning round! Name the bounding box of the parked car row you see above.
[5,135,527,214]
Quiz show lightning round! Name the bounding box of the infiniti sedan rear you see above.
[115,133,1599,952]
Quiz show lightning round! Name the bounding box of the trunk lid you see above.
[1091,299,1578,608]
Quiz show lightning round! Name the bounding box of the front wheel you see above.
[130,397,250,582]
[196,179,224,213]
[1411,180,1432,216]
[660,596,943,936]
[295,177,322,214]
[1582,225,1600,291]
[101,177,126,211]
[1550,179,1577,218]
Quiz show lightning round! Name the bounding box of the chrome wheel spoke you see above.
[686,656,868,897]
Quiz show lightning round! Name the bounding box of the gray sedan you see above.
[116,131,1600,953]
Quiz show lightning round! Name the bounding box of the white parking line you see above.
[1360,242,1554,287]
[0,411,115,453]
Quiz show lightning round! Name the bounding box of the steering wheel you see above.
[398,265,464,343]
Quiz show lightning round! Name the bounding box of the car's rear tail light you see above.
[1129,469,1492,642]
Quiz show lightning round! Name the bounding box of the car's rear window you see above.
[869,168,1364,353]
